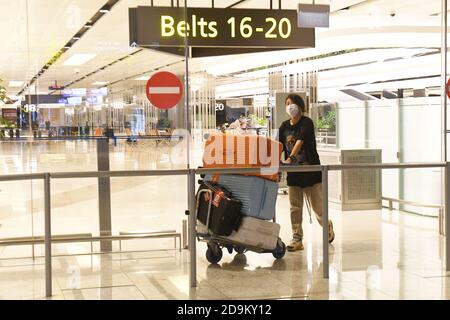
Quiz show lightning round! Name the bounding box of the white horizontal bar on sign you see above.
[149,87,180,94]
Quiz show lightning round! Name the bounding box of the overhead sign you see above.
[67,96,82,105]
[215,100,227,126]
[23,94,65,105]
[86,95,104,105]
[146,71,183,109]
[49,85,65,91]
[90,88,108,96]
[298,4,330,28]
[63,88,87,97]
[129,7,315,56]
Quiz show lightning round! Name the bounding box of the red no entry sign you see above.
[146,71,183,109]
[447,78,450,100]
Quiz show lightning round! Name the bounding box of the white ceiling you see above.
[0,0,105,93]
[0,0,444,96]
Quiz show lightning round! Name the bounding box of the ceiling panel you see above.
[39,0,188,92]
[0,0,106,94]
[0,0,444,97]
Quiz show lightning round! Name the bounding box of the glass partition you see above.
[0,0,190,300]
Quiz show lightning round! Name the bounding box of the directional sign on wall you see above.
[146,71,183,109]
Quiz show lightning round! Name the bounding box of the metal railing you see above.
[0,162,449,297]
[382,197,445,234]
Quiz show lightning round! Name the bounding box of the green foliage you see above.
[157,118,171,129]
[0,116,15,128]
[0,79,15,128]
[248,114,268,127]
[316,110,336,130]
[0,78,8,103]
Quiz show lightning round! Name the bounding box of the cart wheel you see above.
[234,246,245,254]
[272,240,286,259]
[206,245,223,264]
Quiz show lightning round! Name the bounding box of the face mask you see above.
[286,104,299,117]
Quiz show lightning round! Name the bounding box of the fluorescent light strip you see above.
[9,81,25,87]
[135,76,150,81]
[63,54,96,66]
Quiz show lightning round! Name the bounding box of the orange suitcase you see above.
[202,133,282,181]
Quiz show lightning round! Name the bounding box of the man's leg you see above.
[304,183,335,243]
[288,186,304,251]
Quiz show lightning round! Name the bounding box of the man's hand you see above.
[282,157,293,165]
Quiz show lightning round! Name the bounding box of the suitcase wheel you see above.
[272,240,286,259]
[226,245,234,255]
[206,243,223,264]
[234,246,246,254]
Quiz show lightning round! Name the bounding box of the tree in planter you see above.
[0,115,15,127]
[0,78,8,105]
[248,114,268,127]
[0,79,17,130]
[316,110,336,131]
[156,118,171,130]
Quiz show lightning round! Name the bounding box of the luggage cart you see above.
[278,172,288,195]
[196,188,286,264]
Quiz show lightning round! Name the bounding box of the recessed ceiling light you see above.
[92,81,109,86]
[63,54,96,66]
[135,76,150,81]
[73,36,81,40]
[8,81,25,87]
[84,24,93,28]
[100,9,110,13]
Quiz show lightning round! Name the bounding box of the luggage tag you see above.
[212,191,224,208]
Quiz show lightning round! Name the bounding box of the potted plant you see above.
[316,110,336,131]
[0,78,9,105]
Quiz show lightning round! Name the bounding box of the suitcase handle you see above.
[202,180,234,199]
[260,183,268,212]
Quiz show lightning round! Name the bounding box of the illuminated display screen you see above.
[63,88,87,97]
[86,95,104,104]
[67,97,82,105]
[90,88,108,96]
[129,7,315,49]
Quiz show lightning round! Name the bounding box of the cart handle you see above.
[196,188,214,233]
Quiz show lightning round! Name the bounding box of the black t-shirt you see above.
[279,116,322,188]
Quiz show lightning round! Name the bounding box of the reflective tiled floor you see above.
[0,140,449,299]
